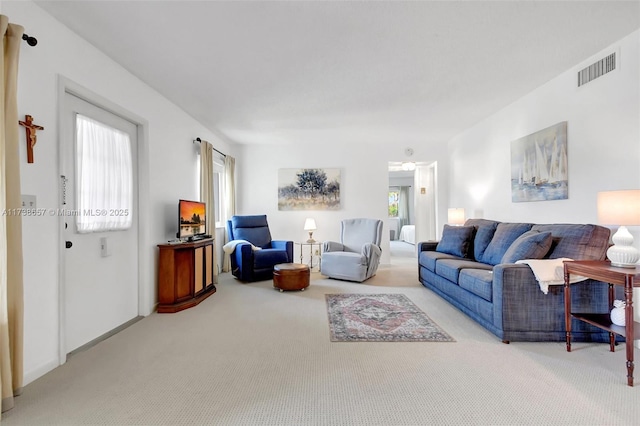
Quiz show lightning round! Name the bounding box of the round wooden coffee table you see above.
[273,263,310,292]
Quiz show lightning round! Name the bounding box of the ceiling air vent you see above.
[578,52,616,87]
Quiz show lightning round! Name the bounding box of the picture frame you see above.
[278,168,341,210]
[511,122,568,202]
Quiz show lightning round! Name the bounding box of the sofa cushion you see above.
[459,269,494,302]
[435,259,492,283]
[481,223,533,265]
[531,224,610,260]
[419,250,459,273]
[473,223,498,262]
[436,225,475,258]
[501,231,553,264]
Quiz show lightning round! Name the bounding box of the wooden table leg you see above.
[609,283,615,352]
[564,267,572,352]
[625,276,634,386]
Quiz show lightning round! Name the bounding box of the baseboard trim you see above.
[66,316,144,360]
[23,359,59,386]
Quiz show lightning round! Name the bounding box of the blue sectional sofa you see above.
[418,219,617,343]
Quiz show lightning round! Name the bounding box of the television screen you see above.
[179,199,206,239]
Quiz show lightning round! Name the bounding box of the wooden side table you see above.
[563,260,640,386]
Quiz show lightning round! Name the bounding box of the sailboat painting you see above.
[511,122,568,202]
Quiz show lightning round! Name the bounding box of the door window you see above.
[75,113,133,233]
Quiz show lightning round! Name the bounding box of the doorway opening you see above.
[387,161,438,265]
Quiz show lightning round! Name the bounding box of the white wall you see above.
[237,142,449,264]
[3,1,237,384]
[448,30,640,334]
[448,30,640,227]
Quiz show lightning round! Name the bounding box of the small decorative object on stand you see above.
[611,299,626,326]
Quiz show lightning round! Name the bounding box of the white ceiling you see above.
[35,1,640,146]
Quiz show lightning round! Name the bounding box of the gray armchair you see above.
[321,218,383,282]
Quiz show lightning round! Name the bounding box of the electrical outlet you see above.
[21,194,37,209]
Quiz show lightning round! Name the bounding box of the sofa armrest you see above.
[490,263,540,333]
[418,241,438,252]
[491,263,614,338]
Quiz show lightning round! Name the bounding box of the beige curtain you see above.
[200,140,218,284]
[0,15,24,415]
[222,155,236,272]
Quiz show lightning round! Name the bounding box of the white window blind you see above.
[75,114,133,233]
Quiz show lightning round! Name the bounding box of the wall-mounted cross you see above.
[19,115,44,163]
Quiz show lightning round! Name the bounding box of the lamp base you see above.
[610,262,637,269]
[607,226,639,269]
[306,231,315,244]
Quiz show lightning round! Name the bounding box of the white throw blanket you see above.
[222,239,262,255]
[515,258,588,294]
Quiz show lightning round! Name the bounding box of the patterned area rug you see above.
[326,293,455,342]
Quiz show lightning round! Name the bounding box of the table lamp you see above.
[448,208,465,226]
[304,218,317,243]
[597,189,640,268]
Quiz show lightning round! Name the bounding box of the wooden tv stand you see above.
[157,238,216,313]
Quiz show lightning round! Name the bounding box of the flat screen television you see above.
[178,199,207,240]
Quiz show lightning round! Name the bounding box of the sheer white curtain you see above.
[222,155,236,272]
[200,140,218,283]
[398,186,410,228]
[1,14,24,415]
[75,114,133,233]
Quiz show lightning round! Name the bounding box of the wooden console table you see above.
[157,238,216,313]
[563,260,640,386]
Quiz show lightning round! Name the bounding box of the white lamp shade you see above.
[597,190,640,226]
[303,218,317,231]
[448,208,465,225]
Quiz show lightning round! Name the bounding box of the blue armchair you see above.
[321,218,383,282]
[226,215,293,282]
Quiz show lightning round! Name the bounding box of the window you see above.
[388,188,399,217]
[75,114,133,233]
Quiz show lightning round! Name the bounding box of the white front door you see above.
[61,92,139,354]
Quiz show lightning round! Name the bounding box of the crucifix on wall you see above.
[19,114,44,163]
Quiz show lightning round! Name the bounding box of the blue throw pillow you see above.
[501,231,553,264]
[473,223,498,261]
[436,225,475,258]
[480,223,533,265]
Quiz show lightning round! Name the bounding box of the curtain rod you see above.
[193,137,226,158]
[22,33,37,47]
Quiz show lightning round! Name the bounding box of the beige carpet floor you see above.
[3,257,639,425]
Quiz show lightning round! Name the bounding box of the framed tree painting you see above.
[511,122,568,202]
[278,168,341,210]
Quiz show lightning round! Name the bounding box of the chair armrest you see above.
[362,243,382,258]
[323,241,344,252]
[271,240,294,262]
[418,241,438,252]
[231,243,255,281]
[363,243,382,277]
